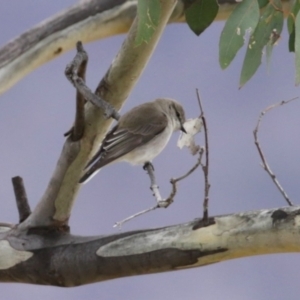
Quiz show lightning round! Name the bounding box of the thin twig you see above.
[114,151,204,228]
[254,97,299,206]
[74,42,88,140]
[65,41,120,122]
[113,205,158,228]
[169,148,204,200]
[0,222,14,228]
[196,89,211,221]
[64,42,88,140]
[11,176,31,223]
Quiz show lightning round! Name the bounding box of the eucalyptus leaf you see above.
[240,1,283,87]
[295,12,300,85]
[185,0,219,36]
[287,0,300,52]
[257,0,268,8]
[135,0,161,46]
[219,0,259,69]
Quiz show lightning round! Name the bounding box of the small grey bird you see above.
[79,98,186,183]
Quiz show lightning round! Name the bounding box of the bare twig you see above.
[0,222,14,228]
[113,205,157,229]
[114,150,204,228]
[11,176,31,223]
[254,97,299,206]
[73,42,87,140]
[169,148,204,200]
[64,41,88,140]
[196,89,211,221]
[65,41,120,122]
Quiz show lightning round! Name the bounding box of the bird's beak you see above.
[180,124,187,134]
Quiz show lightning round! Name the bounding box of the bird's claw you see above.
[157,198,173,208]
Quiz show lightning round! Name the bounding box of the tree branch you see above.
[2,206,300,285]
[18,0,178,229]
[11,176,31,223]
[1,0,292,96]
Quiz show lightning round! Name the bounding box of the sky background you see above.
[1,1,300,299]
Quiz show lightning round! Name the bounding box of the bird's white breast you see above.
[121,123,173,165]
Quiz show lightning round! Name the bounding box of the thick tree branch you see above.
[0,0,292,96]
[1,206,300,285]
[18,0,177,229]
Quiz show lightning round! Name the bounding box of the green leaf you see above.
[135,0,161,46]
[239,1,283,87]
[287,0,300,52]
[289,29,296,52]
[266,11,283,70]
[266,43,273,72]
[185,0,219,36]
[295,12,300,85]
[219,0,259,69]
[257,0,269,9]
[287,0,300,33]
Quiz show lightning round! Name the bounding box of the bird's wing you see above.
[79,104,168,183]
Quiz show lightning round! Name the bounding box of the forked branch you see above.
[17,0,178,229]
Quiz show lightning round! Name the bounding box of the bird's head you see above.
[156,98,186,133]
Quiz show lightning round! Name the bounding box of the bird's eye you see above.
[176,110,181,119]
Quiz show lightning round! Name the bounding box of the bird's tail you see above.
[79,166,101,184]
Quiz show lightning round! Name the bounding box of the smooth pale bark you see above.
[0,0,292,96]
[1,207,299,285]
[18,0,177,228]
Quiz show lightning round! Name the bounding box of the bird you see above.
[79,98,186,183]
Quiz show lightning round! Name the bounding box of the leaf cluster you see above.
[136,0,300,87]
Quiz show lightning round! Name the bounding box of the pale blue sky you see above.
[0,1,300,299]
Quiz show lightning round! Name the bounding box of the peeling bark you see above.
[1,207,300,285]
[1,0,292,96]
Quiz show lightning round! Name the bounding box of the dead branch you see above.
[64,41,88,140]
[65,41,120,126]
[11,176,31,223]
[196,89,211,221]
[253,97,299,206]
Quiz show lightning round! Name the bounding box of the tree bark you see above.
[2,0,292,96]
[1,207,299,285]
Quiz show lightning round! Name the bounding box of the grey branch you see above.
[65,41,120,123]
[11,176,31,223]
[253,97,299,207]
[196,89,211,221]
[64,41,88,140]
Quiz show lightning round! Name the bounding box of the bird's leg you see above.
[143,162,161,201]
[143,162,170,208]
[114,162,175,228]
